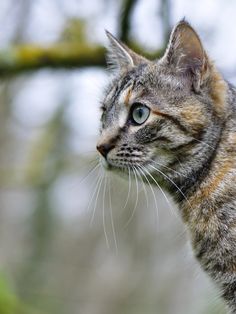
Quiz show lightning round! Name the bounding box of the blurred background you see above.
[1,0,235,313]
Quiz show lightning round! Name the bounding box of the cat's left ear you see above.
[105,30,146,72]
[162,20,210,92]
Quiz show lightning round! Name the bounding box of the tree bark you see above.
[0,42,163,77]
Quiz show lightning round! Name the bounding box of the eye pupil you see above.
[137,108,143,118]
[131,104,150,125]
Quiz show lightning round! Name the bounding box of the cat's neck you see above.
[168,84,236,313]
[168,82,236,205]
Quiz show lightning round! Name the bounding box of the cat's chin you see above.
[101,158,113,170]
[101,157,124,172]
[101,158,132,175]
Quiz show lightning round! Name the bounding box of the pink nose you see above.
[96,143,115,158]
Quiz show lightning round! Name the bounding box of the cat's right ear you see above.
[105,30,145,72]
[161,20,209,92]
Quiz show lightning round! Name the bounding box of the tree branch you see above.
[0,43,106,76]
[0,42,163,77]
[120,0,137,42]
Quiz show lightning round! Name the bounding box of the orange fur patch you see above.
[228,132,236,145]
[209,64,227,117]
[183,159,233,225]
[202,161,232,198]
[124,87,132,106]
[194,214,219,237]
[180,103,206,132]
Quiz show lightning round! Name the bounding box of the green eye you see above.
[131,104,150,125]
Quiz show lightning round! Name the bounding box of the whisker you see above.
[191,137,216,150]
[103,175,110,249]
[108,176,118,253]
[135,166,149,209]
[77,162,100,187]
[174,155,184,169]
[122,167,132,212]
[142,166,177,218]
[137,165,159,226]
[89,170,104,226]
[86,168,102,213]
[149,158,188,179]
[149,164,192,210]
[124,166,139,228]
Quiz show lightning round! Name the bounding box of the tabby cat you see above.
[96,20,236,313]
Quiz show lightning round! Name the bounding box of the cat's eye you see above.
[131,103,150,125]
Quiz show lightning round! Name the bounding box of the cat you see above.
[96,20,236,313]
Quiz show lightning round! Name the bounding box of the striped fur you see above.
[97,20,236,312]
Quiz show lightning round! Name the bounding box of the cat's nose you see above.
[96,143,115,158]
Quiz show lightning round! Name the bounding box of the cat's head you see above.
[96,20,227,184]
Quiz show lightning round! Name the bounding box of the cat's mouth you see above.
[101,158,131,172]
[100,155,148,173]
[101,157,113,170]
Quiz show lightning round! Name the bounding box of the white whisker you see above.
[103,175,110,249]
[108,176,118,253]
[149,158,188,178]
[135,166,149,209]
[192,137,216,150]
[124,166,139,228]
[89,171,104,227]
[137,165,159,226]
[149,164,192,209]
[77,162,100,187]
[174,156,184,169]
[87,168,102,212]
[143,166,177,218]
[122,167,132,212]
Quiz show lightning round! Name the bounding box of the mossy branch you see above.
[0,42,163,76]
[0,43,106,76]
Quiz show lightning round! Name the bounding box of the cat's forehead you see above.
[104,62,188,107]
[106,64,148,97]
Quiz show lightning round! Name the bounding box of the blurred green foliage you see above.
[61,18,87,43]
[0,273,18,314]
[0,1,229,314]
[0,272,36,314]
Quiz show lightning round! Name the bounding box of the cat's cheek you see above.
[148,148,174,167]
[128,125,144,135]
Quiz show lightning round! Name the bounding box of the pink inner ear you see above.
[163,21,210,92]
[164,21,206,75]
[180,29,204,61]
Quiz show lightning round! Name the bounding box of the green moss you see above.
[0,41,162,76]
